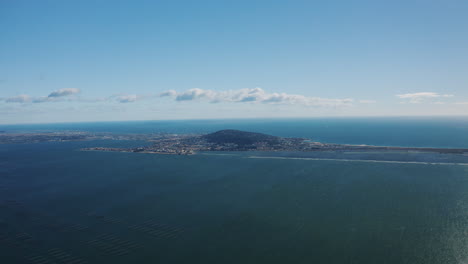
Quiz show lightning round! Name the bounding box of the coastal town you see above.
[2,129,468,155]
[81,129,468,155]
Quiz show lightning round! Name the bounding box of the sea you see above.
[1,117,468,264]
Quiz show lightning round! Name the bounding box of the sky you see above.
[1,0,468,124]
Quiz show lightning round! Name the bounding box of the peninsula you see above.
[81,129,468,155]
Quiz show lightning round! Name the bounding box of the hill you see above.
[202,129,280,146]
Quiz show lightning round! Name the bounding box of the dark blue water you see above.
[1,118,468,263]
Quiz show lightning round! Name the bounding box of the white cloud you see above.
[160,87,354,107]
[116,94,141,103]
[396,92,454,103]
[175,88,215,101]
[159,90,178,97]
[359,100,377,104]
[110,93,154,103]
[5,94,31,103]
[454,102,468,105]
[2,88,82,104]
[48,88,80,98]
[32,96,54,103]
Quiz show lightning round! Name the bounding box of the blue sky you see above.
[1,0,468,124]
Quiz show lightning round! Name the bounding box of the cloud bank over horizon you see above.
[1,88,463,108]
[160,88,354,107]
[1,87,467,124]
[1,87,358,107]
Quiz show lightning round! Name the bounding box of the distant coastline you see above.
[2,129,468,156]
[80,129,468,155]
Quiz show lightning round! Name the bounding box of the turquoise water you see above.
[1,118,468,263]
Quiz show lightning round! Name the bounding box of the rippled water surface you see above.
[1,118,468,263]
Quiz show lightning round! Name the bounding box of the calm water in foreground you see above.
[1,118,468,263]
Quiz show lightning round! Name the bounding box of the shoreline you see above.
[247,155,468,166]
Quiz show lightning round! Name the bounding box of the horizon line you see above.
[1,115,468,126]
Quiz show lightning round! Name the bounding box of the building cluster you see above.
[29,130,466,155]
[0,132,90,144]
[81,134,350,155]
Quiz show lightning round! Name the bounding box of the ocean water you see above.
[1,118,468,263]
